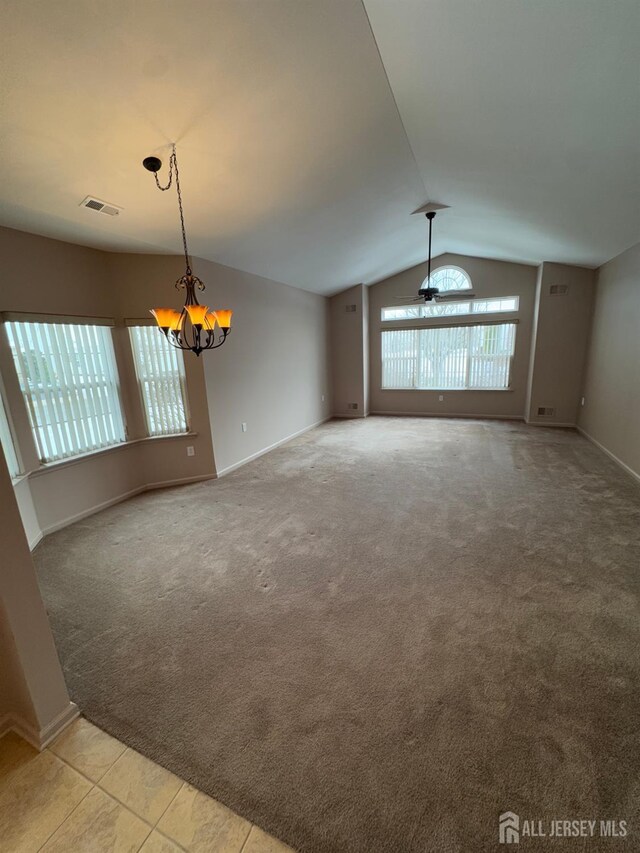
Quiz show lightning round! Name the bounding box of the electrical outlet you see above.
[438,394,444,402]
[241,422,247,432]
[186,445,195,457]
[581,397,585,407]
[321,394,325,402]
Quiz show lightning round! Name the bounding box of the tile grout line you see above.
[47,747,123,789]
[49,739,199,851]
[148,825,190,852]
[144,780,190,851]
[44,735,258,853]
[238,824,255,853]
[34,777,96,852]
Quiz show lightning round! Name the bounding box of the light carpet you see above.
[34,418,640,852]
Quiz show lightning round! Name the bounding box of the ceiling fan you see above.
[397,207,475,303]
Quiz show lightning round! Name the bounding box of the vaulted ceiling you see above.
[0,1,638,294]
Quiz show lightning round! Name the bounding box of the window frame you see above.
[4,316,127,464]
[0,385,21,478]
[381,295,520,322]
[380,320,519,392]
[422,265,473,293]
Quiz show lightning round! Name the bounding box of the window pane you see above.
[5,321,125,463]
[382,296,519,322]
[0,393,20,477]
[382,323,516,390]
[129,326,188,436]
[424,267,472,292]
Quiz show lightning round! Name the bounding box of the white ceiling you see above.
[364,0,640,273]
[0,1,638,295]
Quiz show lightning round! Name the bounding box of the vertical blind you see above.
[129,326,188,436]
[382,323,517,390]
[6,321,126,463]
[0,393,19,477]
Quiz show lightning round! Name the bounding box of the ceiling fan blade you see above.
[394,296,423,302]
[435,291,476,302]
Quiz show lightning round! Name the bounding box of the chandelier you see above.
[142,145,232,356]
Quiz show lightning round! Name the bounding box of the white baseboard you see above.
[216,416,332,477]
[332,413,367,419]
[370,410,525,421]
[35,475,215,545]
[0,702,79,751]
[40,486,147,537]
[0,714,12,740]
[525,419,577,428]
[28,531,44,550]
[577,427,640,486]
[143,474,216,491]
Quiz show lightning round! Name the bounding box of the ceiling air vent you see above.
[79,196,122,216]
[549,284,569,296]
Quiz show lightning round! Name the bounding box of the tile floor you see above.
[0,718,295,853]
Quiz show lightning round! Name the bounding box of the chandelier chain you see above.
[153,145,191,274]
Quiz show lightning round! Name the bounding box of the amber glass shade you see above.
[185,304,210,326]
[214,309,233,329]
[151,308,182,330]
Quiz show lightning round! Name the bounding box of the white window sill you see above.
[27,431,198,478]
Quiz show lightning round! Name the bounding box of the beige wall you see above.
[330,284,368,417]
[368,253,537,418]
[0,599,35,726]
[526,263,595,426]
[579,242,640,480]
[194,257,332,474]
[0,445,75,746]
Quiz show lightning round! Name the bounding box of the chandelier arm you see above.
[203,330,230,349]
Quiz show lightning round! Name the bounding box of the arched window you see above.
[424,266,472,292]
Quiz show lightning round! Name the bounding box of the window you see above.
[424,266,472,292]
[129,326,188,436]
[0,393,19,477]
[381,296,519,322]
[6,320,125,463]
[381,323,517,390]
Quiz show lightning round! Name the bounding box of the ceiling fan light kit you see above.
[143,146,233,356]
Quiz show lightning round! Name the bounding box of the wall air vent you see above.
[345,304,357,313]
[79,196,122,216]
[537,407,556,417]
[549,284,569,295]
